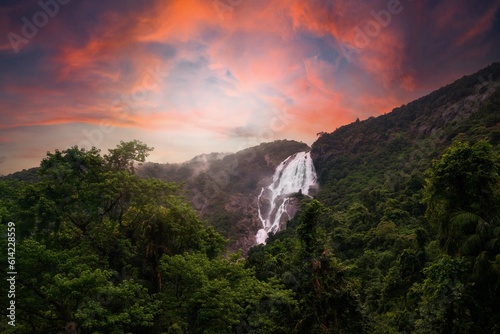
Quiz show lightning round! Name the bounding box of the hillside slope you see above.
[245,62,500,332]
[139,139,310,252]
[2,62,499,333]
[312,62,500,211]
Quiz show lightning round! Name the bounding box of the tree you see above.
[449,212,500,285]
[413,256,473,334]
[105,140,153,173]
[422,140,500,331]
[12,238,160,334]
[2,141,229,333]
[295,200,367,333]
[297,199,329,257]
[158,253,297,333]
[423,140,500,254]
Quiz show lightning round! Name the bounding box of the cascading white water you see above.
[256,151,318,244]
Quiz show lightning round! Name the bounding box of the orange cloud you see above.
[1,0,499,174]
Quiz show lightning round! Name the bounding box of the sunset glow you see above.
[1,0,499,174]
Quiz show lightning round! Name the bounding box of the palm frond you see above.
[476,219,492,237]
[461,234,482,256]
[486,237,500,252]
[489,215,500,228]
[450,211,481,235]
[472,251,490,280]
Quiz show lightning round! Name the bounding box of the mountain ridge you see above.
[138,139,310,252]
[2,62,500,332]
[312,62,500,208]
[3,63,499,255]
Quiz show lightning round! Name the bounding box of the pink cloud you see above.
[455,2,500,46]
[0,0,498,174]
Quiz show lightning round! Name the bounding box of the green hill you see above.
[245,62,500,333]
[139,139,310,252]
[1,63,499,333]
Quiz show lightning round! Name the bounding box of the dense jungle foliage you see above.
[0,141,298,333]
[1,63,500,333]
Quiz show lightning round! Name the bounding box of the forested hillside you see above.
[138,140,310,252]
[1,63,499,333]
[0,141,300,333]
[246,62,500,332]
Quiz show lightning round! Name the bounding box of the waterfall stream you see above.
[256,151,318,244]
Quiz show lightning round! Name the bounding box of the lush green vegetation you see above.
[301,62,500,332]
[139,140,310,252]
[253,140,500,333]
[3,136,499,333]
[0,141,297,333]
[1,63,500,333]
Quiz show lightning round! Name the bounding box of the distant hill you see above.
[312,62,500,212]
[138,139,310,252]
[0,140,309,253]
[0,167,39,183]
[4,63,500,259]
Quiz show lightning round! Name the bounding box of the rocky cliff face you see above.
[138,140,311,254]
[256,151,318,244]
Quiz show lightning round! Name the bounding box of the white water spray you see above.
[256,151,318,244]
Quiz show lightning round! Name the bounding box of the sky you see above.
[1,0,499,175]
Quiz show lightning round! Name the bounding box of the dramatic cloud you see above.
[0,0,499,174]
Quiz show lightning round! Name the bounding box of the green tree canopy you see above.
[424,140,500,254]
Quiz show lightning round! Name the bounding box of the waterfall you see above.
[256,151,318,244]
